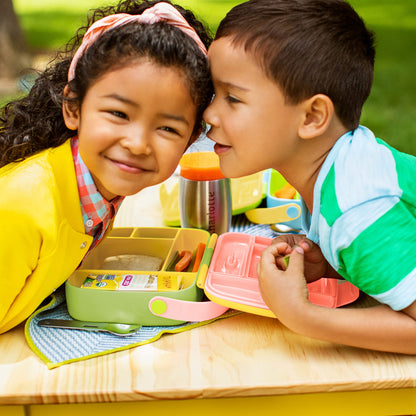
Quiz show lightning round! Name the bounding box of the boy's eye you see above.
[225,95,241,104]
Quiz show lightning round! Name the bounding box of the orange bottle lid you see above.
[179,152,225,181]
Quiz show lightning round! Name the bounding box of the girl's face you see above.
[63,61,197,200]
[203,37,304,178]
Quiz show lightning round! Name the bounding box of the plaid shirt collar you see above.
[71,137,124,249]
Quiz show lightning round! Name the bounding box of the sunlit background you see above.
[5,0,416,155]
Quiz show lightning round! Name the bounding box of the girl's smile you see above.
[63,61,197,200]
[107,157,146,174]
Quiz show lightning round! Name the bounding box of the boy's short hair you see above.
[215,0,375,130]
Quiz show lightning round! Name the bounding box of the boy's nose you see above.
[203,100,218,127]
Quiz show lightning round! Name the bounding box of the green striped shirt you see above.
[301,126,416,310]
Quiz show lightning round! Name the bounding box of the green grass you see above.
[13,0,241,50]
[9,0,416,155]
[14,0,108,50]
[349,0,416,155]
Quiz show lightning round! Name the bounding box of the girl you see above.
[0,0,213,333]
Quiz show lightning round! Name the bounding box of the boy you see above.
[203,0,416,354]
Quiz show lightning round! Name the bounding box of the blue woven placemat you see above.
[231,214,279,237]
[25,289,239,369]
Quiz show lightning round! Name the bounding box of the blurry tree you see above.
[0,0,31,79]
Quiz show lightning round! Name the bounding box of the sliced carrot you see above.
[274,183,296,199]
[175,250,193,272]
[192,243,206,272]
[186,250,197,272]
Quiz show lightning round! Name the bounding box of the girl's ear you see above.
[298,94,334,140]
[62,85,80,131]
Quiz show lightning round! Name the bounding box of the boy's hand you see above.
[269,234,338,282]
[257,244,310,323]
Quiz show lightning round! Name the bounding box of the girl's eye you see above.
[110,110,128,119]
[160,126,180,135]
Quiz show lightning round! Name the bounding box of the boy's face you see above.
[64,61,196,200]
[204,37,303,178]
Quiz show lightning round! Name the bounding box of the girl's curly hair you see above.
[0,0,213,167]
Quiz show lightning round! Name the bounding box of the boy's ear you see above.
[298,94,334,140]
[62,85,80,131]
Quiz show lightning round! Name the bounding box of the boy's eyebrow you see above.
[102,93,190,125]
[216,80,250,92]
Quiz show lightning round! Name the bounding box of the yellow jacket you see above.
[0,141,94,333]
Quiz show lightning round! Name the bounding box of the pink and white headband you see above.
[68,1,207,82]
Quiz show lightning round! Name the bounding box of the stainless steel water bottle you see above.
[179,152,231,234]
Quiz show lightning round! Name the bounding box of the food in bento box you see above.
[174,250,192,271]
[100,254,163,271]
[81,273,183,291]
[274,183,296,199]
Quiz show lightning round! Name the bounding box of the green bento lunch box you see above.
[65,227,210,326]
